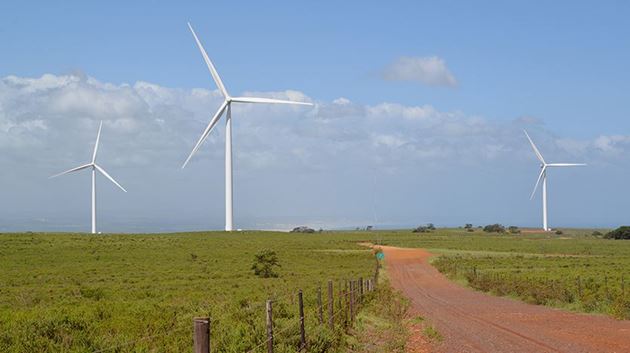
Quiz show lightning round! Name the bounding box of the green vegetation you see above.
[251,249,281,278]
[422,325,443,343]
[604,226,630,239]
[483,224,505,233]
[2,227,628,352]
[0,231,377,352]
[347,281,410,353]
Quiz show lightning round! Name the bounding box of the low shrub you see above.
[604,226,630,240]
[251,249,281,278]
[483,224,505,233]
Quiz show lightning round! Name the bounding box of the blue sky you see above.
[1,1,629,231]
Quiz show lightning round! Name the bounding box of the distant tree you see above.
[413,226,430,233]
[508,226,521,234]
[555,230,564,235]
[252,250,281,278]
[592,230,603,236]
[366,226,373,231]
[427,223,436,230]
[464,223,473,229]
[290,226,315,233]
[483,224,506,233]
[604,226,630,240]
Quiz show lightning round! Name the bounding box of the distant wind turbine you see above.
[524,130,585,231]
[50,121,127,234]
[182,22,313,231]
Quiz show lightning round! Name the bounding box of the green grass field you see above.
[1,228,629,352]
[0,231,379,352]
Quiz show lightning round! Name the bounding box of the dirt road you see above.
[382,246,630,353]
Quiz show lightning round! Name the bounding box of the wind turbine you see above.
[182,22,313,231]
[50,121,127,234]
[524,130,585,231]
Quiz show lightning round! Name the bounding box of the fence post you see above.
[317,285,324,325]
[193,317,210,353]
[344,280,349,328]
[349,281,355,322]
[266,300,274,353]
[327,280,334,330]
[338,280,344,328]
[359,277,364,300]
[298,289,306,350]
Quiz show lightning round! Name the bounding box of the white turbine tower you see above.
[50,121,127,234]
[524,130,585,231]
[182,23,313,231]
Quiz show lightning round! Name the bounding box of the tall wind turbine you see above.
[50,121,127,234]
[524,130,585,231]
[182,23,313,231]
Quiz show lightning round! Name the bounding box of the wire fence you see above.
[89,257,382,353]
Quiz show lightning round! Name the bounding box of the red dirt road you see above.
[383,246,630,353]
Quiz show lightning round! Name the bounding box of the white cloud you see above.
[1,73,628,231]
[382,56,457,87]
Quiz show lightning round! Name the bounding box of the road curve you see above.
[382,246,630,353]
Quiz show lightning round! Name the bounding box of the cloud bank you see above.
[0,74,628,231]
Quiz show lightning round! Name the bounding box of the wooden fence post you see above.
[298,289,306,350]
[327,280,334,330]
[193,317,210,353]
[266,300,274,353]
[359,277,364,300]
[338,280,344,328]
[344,280,349,327]
[317,285,324,325]
[349,281,355,322]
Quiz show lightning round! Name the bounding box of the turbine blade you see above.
[92,121,103,163]
[187,22,229,98]
[94,164,127,192]
[530,167,546,200]
[231,96,313,106]
[49,163,93,179]
[546,163,587,167]
[523,130,546,164]
[182,101,228,168]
